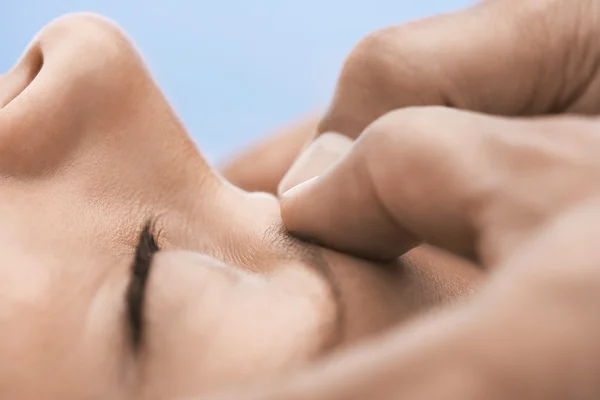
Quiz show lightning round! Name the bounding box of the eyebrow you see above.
[126,221,160,351]
[263,224,346,350]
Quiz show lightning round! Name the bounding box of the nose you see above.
[0,13,212,179]
[0,43,43,109]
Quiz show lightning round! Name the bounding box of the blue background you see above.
[1,0,472,162]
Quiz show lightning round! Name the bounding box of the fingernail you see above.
[281,176,320,200]
[278,132,352,196]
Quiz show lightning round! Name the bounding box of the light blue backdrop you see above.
[1,0,473,161]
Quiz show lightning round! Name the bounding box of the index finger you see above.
[281,107,500,262]
[317,0,600,139]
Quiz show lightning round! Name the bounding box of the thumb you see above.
[277,132,354,196]
[281,106,507,262]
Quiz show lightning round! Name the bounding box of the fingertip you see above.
[281,176,320,201]
[280,176,320,234]
[277,132,353,197]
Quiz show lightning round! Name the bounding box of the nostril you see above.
[0,42,44,109]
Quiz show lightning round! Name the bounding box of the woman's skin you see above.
[0,13,480,399]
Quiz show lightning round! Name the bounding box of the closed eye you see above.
[126,221,160,352]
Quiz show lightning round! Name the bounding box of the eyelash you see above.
[126,221,160,351]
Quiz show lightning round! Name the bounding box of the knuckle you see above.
[320,22,447,136]
[354,107,454,191]
[357,106,482,221]
[344,28,397,78]
[361,106,455,152]
[319,28,399,136]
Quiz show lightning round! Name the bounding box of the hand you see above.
[319,0,600,136]
[259,1,600,398]
[209,1,600,398]
[277,107,600,399]
[220,114,318,194]
[278,0,600,194]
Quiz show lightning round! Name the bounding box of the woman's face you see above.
[0,14,480,399]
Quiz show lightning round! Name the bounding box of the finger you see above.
[219,113,319,194]
[277,132,353,196]
[317,0,600,138]
[281,106,518,262]
[209,202,600,400]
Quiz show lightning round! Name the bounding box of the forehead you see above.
[0,234,132,399]
[0,193,131,397]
